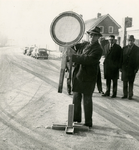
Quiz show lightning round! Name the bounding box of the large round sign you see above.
[50,11,85,47]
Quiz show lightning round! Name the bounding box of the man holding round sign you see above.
[50,12,103,128]
[68,26,103,128]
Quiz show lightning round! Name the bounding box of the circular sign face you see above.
[50,11,85,47]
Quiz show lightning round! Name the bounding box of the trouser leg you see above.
[129,81,134,98]
[112,79,118,96]
[73,92,82,122]
[97,66,102,92]
[67,78,71,94]
[106,79,111,95]
[83,93,93,127]
[123,81,128,97]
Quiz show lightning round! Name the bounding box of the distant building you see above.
[119,27,139,47]
[83,13,121,41]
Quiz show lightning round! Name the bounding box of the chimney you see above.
[97,13,101,18]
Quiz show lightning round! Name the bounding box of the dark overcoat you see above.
[103,43,122,79]
[121,44,139,82]
[71,41,103,94]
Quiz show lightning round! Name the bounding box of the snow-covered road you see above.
[0,47,139,150]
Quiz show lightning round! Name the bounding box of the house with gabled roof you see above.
[83,13,121,41]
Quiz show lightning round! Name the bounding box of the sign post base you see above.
[52,104,89,134]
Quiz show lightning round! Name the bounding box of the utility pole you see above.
[121,18,126,47]
[121,17,132,47]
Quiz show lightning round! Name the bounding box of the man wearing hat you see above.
[102,35,122,98]
[67,26,103,127]
[120,35,139,100]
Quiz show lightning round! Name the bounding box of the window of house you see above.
[99,26,104,33]
[109,26,113,33]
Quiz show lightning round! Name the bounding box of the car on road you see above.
[26,46,35,56]
[23,47,29,55]
[31,48,49,59]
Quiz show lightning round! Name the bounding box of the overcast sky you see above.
[0,0,139,49]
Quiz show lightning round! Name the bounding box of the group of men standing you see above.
[101,34,139,100]
[66,26,139,128]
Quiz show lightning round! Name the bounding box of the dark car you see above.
[31,48,49,59]
[23,47,29,55]
[26,46,35,56]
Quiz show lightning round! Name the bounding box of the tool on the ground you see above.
[52,104,89,133]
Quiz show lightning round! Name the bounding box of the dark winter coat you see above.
[103,43,122,79]
[120,44,139,82]
[71,41,103,94]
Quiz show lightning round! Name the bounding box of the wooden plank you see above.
[52,124,66,130]
[67,104,74,127]
[68,48,73,91]
[52,123,89,132]
[58,47,73,93]
[65,104,74,134]
[58,47,67,93]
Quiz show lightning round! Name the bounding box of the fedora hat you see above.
[109,35,115,38]
[87,26,102,36]
[128,35,135,41]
